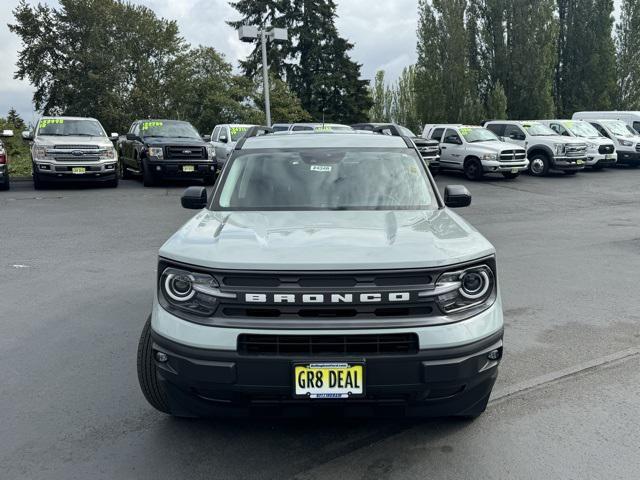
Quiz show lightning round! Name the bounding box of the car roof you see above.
[135,119,190,123]
[40,116,99,121]
[241,132,408,150]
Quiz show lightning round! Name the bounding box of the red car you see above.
[0,130,14,191]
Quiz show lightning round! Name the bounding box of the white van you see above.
[572,111,640,134]
[572,117,640,167]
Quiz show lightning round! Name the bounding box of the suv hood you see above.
[468,141,524,154]
[35,135,112,147]
[160,209,495,270]
[142,137,206,146]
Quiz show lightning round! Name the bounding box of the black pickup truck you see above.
[351,123,441,170]
[118,120,217,187]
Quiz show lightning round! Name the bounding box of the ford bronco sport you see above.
[137,127,504,419]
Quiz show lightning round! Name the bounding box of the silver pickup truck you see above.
[24,116,119,189]
[137,127,504,420]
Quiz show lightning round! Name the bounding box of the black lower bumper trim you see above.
[150,329,503,417]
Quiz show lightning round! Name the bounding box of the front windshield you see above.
[459,127,499,142]
[626,125,638,135]
[565,121,601,138]
[36,118,106,137]
[140,120,200,139]
[601,120,634,137]
[230,126,251,141]
[398,126,416,137]
[213,148,437,211]
[522,123,557,136]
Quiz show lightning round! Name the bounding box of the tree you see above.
[486,81,507,119]
[616,0,640,109]
[390,66,421,133]
[369,70,391,122]
[6,108,25,130]
[252,75,313,124]
[556,0,616,116]
[10,0,186,133]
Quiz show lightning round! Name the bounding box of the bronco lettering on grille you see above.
[245,292,412,304]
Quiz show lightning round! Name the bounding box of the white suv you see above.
[485,121,588,176]
[538,120,616,169]
[423,124,528,180]
[571,117,640,167]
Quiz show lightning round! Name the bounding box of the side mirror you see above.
[110,132,119,141]
[444,185,472,208]
[1,129,14,137]
[22,130,33,141]
[219,134,228,143]
[181,186,207,209]
[126,133,140,141]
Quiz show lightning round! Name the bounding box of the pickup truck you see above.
[484,120,587,176]
[137,127,503,420]
[0,129,14,190]
[24,116,119,189]
[423,124,528,180]
[119,120,217,187]
[208,124,256,169]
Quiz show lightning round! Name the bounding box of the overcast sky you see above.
[0,0,419,126]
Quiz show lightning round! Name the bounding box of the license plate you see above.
[182,165,195,172]
[576,160,584,165]
[511,168,518,173]
[606,154,614,159]
[71,167,86,174]
[294,363,364,399]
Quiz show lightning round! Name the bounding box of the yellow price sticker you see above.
[39,119,64,128]
[459,127,472,137]
[314,126,333,132]
[142,121,163,131]
[230,127,249,136]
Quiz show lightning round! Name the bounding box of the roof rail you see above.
[235,125,274,150]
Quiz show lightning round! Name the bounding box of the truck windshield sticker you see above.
[314,126,333,132]
[459,127,472,137]
[142,121,163,131]
[310,165,332,172]
[230,127,249,136]
[39,119,64,128]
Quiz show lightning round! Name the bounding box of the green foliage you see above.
[369,70,392,123]
[390,66,421,133]
[616,0,640,109]
[485,81,507,119]
[253,75,313,124]
[1,110,31,175]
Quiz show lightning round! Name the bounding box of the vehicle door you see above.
[124,122,140,169]
[503,124,527,148]
[440,128,465,169]
[213,126,230,164]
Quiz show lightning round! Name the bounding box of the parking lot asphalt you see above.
[1,169,639,479]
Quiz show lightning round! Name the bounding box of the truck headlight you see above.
[147,147,164,159]
[482,153,498,161]
[33,145,48,160]
[103,147,116,159]
[619,139,633,147]
[206,145,216,160]
[554,143,566,155]
[159,267,224,318]
[435,264,495,314]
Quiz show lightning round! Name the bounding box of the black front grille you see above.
[636,143,640,153]
[238,333,419,356]
[598,145,614,154]
[165,146,206,160]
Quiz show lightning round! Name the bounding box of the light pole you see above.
[238,25,288,127]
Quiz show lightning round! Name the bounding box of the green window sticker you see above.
[141,121,163,131]
[314,126,333,132]
[230,127,249,136]
[39,118,64,129]
[459,127,472,137]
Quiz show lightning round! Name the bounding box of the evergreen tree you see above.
[557,0,616,116]
[486,81,507,119]
[616,0,640,109]
[6,108,25,130]
[390,66,421,133]
[369,70,389,122]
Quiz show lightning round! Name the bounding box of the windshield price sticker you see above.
[142,121,163,131]
[310,165,332,172]
[230,127,249,136]
[459,127,472,136]
[314,126,333,132]
[39,119,64,128]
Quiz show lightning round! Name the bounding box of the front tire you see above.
[528,153,550,176]
[142,161,157,187]
[0,176,9,191]
[464,158,484,181]
[33,171,46,190]
[137,317,171,414]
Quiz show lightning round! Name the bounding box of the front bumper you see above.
[616,151,640,166]
[151,328,502,418]
[586,152,617,167]
[481,159,529,173]
[34,161,117,181]
[146,159,217,179]
[551,156,587,171]
[422,155,440,169]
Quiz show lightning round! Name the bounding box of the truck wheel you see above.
[0,175,9,191]
[106,176,119,188]
[501,172,519,179]
[464,158,484,181]
[33,171,46,190]
[137,317,171,414]
[529,154,550,176]
[142,163,156,187]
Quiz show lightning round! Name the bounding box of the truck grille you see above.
[566,144,587,156]
[49,145,103,161]
[499,149,527,162]
[598,145,614,155]
[164,146,206,160]
[636,143,640,153]
[238,333,419,356]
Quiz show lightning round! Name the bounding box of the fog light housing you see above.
[39,164,51,170]
[487,348,502,361]
[105,163,116,170]
[156,166,162,171]
[155,351,168,363]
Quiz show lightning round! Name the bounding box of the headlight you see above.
[147,147,164,159]
[159,267,225,318]
[619,139,633,147]
[554,143,566,155]
[102,147,116,159]
[33,145,48,160]
[586,142,597,149]
[482,153,498,161]
[206,145,216,160]
[435,264,495,314]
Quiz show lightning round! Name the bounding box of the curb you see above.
[10,176,32,182]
